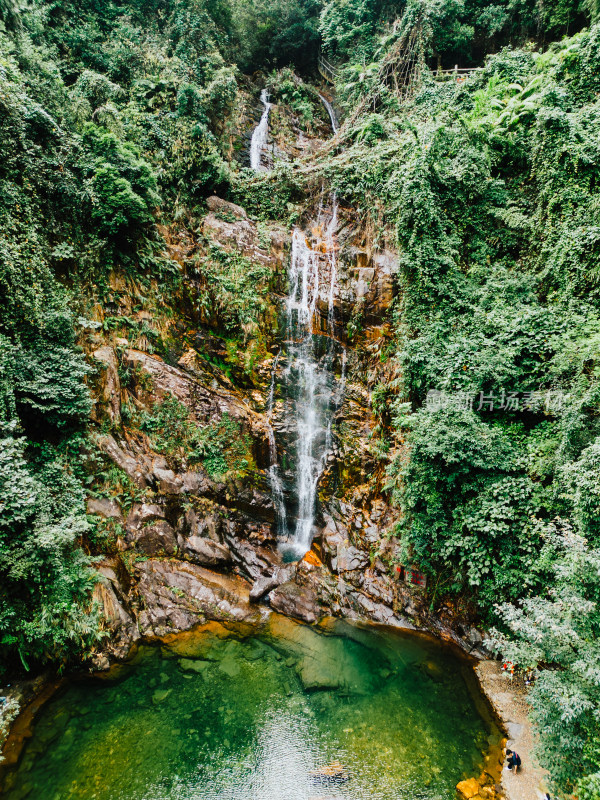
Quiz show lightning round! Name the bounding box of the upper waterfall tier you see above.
[250,89,271,171]
[319,93,338,133]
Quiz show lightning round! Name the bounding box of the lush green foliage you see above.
[229,0,322,72]
[0,430,100,675]
[0,0,323,676]
[320,0,595,66]
[193,244,271,335]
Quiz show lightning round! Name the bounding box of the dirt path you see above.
[476,661,549,800]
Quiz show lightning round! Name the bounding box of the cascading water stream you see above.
[279,197,345,558]
[318,93,338,134]
[250,89,271,171]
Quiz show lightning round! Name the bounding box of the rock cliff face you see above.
[84,193,485,668]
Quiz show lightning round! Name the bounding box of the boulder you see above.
[361,570,395,606]
[463,625,484,647]
[333,544,369,573]
[180,536,232,567]
[321,529,344,562]
[249,566,294,603]
[344,589,415,629]
[268,580,321,624]
[86,497,123,521]
[225,535,282,581]
[136,560,267,638]
[97,435,148,488]
[181,470,213,495]
[153,465,183,494]
[152,689,172,704]
[178,658,210,674]
[206,196,247,219]
[91,345,121,424]
[133,521,177,556]
[185,508,222,542]
[92,572,140,661]
[250,574,281,603]
[126,503,165,530]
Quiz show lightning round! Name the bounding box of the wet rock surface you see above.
[93,561,140,665]
[91,345,121,425]
[178,535,232,566]
[249,566,294,602]
[269,580,321,624]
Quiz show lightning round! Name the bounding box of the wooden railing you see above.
[318,55,338,84]
[432,65,484,81]
[317,55,481,87]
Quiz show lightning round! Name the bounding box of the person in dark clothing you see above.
[506,749,521,773]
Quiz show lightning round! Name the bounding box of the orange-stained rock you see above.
[302,550,323,567]
[457,778,482,799]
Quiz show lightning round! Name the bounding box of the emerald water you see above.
[3,616,501,800]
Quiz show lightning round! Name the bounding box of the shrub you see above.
[138,394,255,479]
[0,432,100,675]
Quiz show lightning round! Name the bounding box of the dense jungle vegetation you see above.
[1,0,600,795]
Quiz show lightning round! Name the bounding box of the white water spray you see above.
[250,89,271,171]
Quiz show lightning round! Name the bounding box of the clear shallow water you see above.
[3,617,501,800]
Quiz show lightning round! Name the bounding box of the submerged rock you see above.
[218,658,241,678]
[457,777,482,799]
[310,761,350,784]
[178,659,210,675]
[151,688,172,704]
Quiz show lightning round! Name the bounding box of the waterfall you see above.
[248,85,344,557]
[318,93,338,134]
[270,197,345,559]
[250,89,271,171]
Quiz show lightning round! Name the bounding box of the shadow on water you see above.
[1,616,503,800]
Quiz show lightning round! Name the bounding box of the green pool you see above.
[2,615,502,800]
